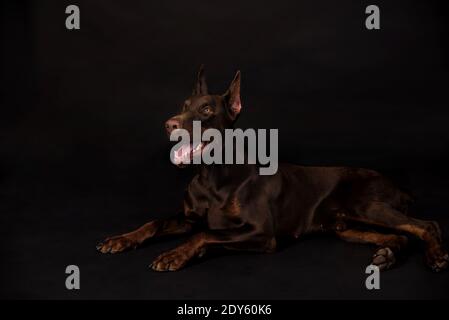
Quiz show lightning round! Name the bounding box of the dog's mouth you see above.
[172,141,209,166]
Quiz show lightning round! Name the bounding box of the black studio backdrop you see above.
[1,0,449,299]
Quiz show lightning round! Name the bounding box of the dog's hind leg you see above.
[97,214,194,254]
[350,201,448,272]
[337,229,408,270]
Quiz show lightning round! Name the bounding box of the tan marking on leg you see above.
[265,237,277,253]
[337,229,407,248]
[397,224,426,239]
[184,199,193,215]
[225,197,241,216]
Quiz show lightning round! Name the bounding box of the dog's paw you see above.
[150,249,192,272]
[426,249,449,272]
[96,235,138,254]
[372,247,396,271]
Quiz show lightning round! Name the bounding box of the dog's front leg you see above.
[151,227,274,271]
[97,214,193,254]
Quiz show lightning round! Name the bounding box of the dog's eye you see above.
[202,106,213,115]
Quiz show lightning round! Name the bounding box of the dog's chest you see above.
[184,175,245,229]
[206,198,243,229]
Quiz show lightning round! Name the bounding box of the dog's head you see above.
[165,65,242,165]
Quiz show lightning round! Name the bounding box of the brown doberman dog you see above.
[97,66,448,272]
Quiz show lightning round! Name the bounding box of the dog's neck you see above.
[198,163,258,189]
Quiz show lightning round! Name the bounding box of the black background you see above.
[1,0,449,299]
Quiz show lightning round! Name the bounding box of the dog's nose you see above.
[165,118,180,135]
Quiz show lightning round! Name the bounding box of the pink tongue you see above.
[175,145,193,163]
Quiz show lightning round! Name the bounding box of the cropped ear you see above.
[223,70,241,120]
[192,64,208,96]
